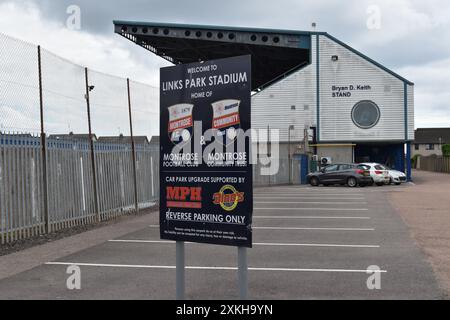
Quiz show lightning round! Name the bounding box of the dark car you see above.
[307,163,373,187]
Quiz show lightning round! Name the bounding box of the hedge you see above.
[442,144,450,157]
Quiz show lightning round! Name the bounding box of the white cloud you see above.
[0,1,165,137]
[398,57,450,128]
[0,1,169,85]
[356,0,438,44]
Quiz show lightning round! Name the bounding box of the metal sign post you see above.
[159,55,253,300]
[176,241,185,300]
[238,247,248,300]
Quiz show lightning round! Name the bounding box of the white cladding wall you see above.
[251,34,414,143]
[251,35,317,142]
[318,35,411,142]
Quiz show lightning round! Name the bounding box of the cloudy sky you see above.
[0,0,449,136]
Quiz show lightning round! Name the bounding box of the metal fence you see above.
[0,32,301,244]
[0,33,159,244]
[417,155,450,174]
[0,136,158,242]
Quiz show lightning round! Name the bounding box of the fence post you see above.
[37,45,50,234]
[84,67,100,222]
[127,79,139,213]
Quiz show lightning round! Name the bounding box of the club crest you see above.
[211,99,241,145]
[168,103,194,145]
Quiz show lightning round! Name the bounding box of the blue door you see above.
[300,155,309,185]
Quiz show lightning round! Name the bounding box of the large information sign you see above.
[160,55,253,248]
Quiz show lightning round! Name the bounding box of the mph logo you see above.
[166,186,202,209]
[213,185,244,212]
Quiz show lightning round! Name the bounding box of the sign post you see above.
[160,55,253,299]
[176,241,185,300]
[238,247,248,300]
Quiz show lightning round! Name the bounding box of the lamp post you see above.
[84,68,100,222]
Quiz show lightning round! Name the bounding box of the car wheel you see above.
[376,182,384,186]
[395,182,401,186]
[389,178,393,185]
[310,177,319,187]
[347,177,357,188]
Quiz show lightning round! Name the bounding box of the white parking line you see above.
[254,195,366,197]
[254,216,370,220]
[255,208,369,211]
[254,197,366,200]
[255,194,365,197]
[253,227,375,231]
[148,225,375,231]
[255,198,367,201]
[254,242,379,248]
[108,239,379,248]
[110,240,171,244]
[255,201,368,205]
[256,188,363,190]
[256,189,364,191]
[45,262,386,273]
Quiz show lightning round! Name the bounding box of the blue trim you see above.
[404,83,408,141]
[406,142,412,181]
[325,34,414,86]
[0,135,43,148]
[393,144,405,172]
[316,35,320,143]
[309,36,313,65]
[300,35,311,50]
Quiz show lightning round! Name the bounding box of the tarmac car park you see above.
[0,180,443,300]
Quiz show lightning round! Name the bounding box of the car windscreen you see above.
[357,165,370,170]
[374,165,385,170]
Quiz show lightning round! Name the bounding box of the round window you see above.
[351,100,380,129]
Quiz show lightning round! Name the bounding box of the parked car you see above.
[360,163,391,186]
[382,165,407,185]
[307,163,373,187]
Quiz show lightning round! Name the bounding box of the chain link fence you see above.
[0,33,159,243]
